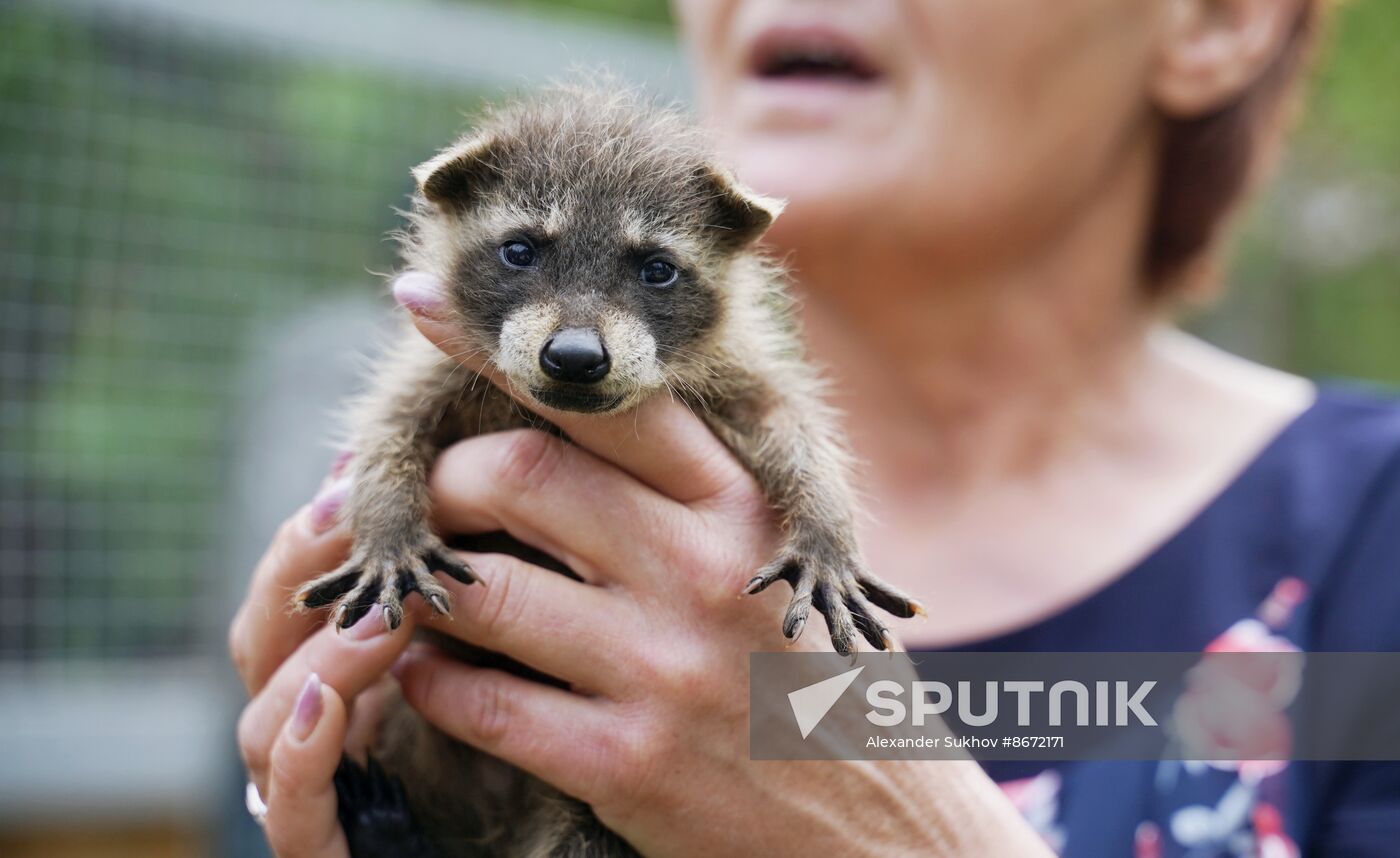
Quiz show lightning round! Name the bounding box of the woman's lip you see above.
[745,23,883,83]
[733,74,896,133]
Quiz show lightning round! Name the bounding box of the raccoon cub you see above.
[293,83,922,857]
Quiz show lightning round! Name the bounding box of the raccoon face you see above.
[412,125,782,415]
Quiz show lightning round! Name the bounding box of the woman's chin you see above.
[732,143,885,226]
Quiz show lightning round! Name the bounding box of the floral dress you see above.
[923,387,1400,856]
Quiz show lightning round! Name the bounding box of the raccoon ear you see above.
[696,165,786,247]
[412,133,499,209]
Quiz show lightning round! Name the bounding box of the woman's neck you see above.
[800,274,1149,490]
[791,163,1157,497]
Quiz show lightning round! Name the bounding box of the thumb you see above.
[390,272,494,376]
[264,674,351,858]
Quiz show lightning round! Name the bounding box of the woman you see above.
[229,0,1400,854]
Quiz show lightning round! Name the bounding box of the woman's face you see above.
[674,0,1165,267]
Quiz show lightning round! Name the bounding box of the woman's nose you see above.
[539,328,611,384]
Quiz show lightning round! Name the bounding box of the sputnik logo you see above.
[788,666,865,739]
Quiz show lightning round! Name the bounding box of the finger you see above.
[418,551,632,692]
[231,495,353,694]
[264,674,350,858]
[428,429,687,582]
[239,606,414,793]
[394,646,617,803]
[553,394,757,508]
[395,271,755,507]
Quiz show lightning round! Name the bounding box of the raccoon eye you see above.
[499,240,536,269]
[640,259,678,288]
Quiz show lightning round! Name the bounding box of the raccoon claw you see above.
[744,547,921,656]
[424,548,478,587]
[292,543,477,632]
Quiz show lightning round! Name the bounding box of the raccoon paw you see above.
[742,541,925,656]
[292,534,478,632]
[334,755,440,858]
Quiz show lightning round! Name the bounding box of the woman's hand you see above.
[229,493,415,858]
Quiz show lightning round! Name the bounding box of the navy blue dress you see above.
[923,386,1400,857]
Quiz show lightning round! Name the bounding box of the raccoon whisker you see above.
[435,347,490,388]
[667,359,724,385]
[425,334,476,358]
[441,351,490,404]
[657,344,738,375]
[660,374,704,425]
[434,348,483,374]
[435,344,486,367]
[631,377,649,439]
[499,374,546,431]
[429,337,481,361]
[663,362,707,393]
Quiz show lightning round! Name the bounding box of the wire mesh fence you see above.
[0,3,495,666]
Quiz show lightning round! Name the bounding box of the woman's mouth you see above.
[748,26,882,86]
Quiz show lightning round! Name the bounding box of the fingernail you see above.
[328,449,354,479]
[308,478,348,535]
[392,272,446,315]
[345,604,387,641]
[290,673,324,742]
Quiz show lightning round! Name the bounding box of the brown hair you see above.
[1146,0,1328,293]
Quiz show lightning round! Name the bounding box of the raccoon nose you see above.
[540,328,610,384]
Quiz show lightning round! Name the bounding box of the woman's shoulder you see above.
[1275,383,1400,650]
[1287,381,1400,448]
[1272,383,1400,553]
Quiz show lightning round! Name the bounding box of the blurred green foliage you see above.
[1308,0,1400,167]
[483,0,671,28]
[1214,0,1400,383]
[0,4,480,659]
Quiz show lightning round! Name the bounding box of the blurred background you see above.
[0,0,1395,855]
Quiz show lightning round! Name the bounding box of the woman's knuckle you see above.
[268,745,309,796]
[465,674,513,744]
[717,484,772,528]
[494,430,561,494]
[227,613,252,677]
[471,555,528,637]
[641,646,711,697]
[612,724,673,803]
[270,513,309,559]
[236,707,266,770]
[668,654,709,692]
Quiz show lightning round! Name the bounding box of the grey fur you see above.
[293,81,923,857]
